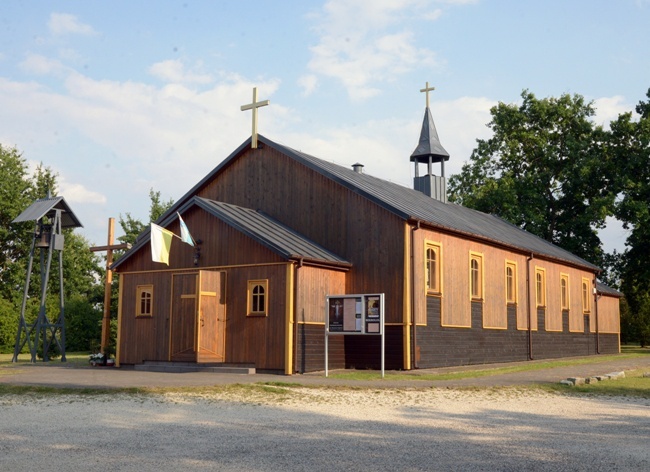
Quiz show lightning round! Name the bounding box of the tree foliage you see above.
[118,189,174,248]
[448,90,616,266]
[0,144,102,353]
[449,89,650,345]
[610,89,650,346]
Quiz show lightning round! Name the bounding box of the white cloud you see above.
[148,59,214,85]
[298,74,318,96]
[58,180,107,204]
[48,13,97,36]
[592,95,631,129]
[19,53,69,76]
[307,0,440,100]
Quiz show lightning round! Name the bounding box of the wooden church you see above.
[112,87,621,374]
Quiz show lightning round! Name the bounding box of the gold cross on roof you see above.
[420,81,435,108]
[241,87,270,149]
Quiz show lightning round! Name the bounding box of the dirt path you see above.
[1,388,649,471]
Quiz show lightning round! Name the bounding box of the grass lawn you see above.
[327,345,650,382]
[0,351,91,368]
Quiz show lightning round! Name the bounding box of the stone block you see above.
[567,377,585,386]
[643,372,650,378]
[585,377,600,384]
[606,371,625,380]
[559,379,574,386]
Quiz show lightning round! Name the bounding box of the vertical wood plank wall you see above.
[115,144,621,371]
[195,146,406,324]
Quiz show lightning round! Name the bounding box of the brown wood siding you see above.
[224,263,288,371]
[295,266,346,324]
[115,205,284,274]
[597,295,621,334]
[195,146,405,323]
[413,228,533,330]
[118,271,174,365]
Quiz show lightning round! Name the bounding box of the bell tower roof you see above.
[410,106,450,164]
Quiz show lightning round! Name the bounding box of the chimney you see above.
[352,163,364,174]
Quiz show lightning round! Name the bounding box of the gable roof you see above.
[258,136,599,271]
[119,134,599,272]
[193,198,351,268]
[13,196,83,229]
[112,196,350,270]
[596,281,623,298]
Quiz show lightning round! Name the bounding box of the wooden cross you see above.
[90,218,130,355]
[420,81,436,108]
[240,87,270,149]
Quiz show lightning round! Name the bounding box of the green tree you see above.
[0,145,103,353]
[118,188,174,247]
[0,145,33,304]
[610,89,650,345]
[448,90,616,266]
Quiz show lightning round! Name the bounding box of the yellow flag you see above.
[150,223,174,265]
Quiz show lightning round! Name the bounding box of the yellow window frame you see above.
[247,279,269,316]
[136,285,153,317]
[560,273,570,310]
[424,240,442,295]
[535,267,546,307]
[469,251,484,300]
[505,260,517,305]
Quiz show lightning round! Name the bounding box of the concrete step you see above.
[134,361,255,375]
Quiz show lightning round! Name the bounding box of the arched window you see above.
[426,247,438,292]
[248,280,268,316]
[506,264,515,303]
[470,255,482,299]
[560,275,569,310]
[535,268,546,307]
[136,285,153,317]
[582,279,590,313]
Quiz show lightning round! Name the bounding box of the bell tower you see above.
[12,193,83,363]
[411,82,450,202]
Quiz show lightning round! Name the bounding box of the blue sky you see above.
[1,0,648,252]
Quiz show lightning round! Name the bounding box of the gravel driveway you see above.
[1,387,649,471]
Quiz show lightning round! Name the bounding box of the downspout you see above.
[593,274,600,354]
[293,258,303,374]
[410,221,421,369]
[526,253,534,360]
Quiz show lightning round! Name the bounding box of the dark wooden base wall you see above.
[295,299,619,373]
[417,297,619,369]
[295,323,403,373]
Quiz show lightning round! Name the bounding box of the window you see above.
[469,252,483,299]
[248,280,268,316]
[425,242,442,294]
[535,268,546,307]
[582,278,591,313]
[560,274,569,310]
[505,261,517,304]
[136,285,153,317]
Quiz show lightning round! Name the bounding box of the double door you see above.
[170,271,226,363]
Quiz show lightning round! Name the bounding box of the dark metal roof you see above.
[410,107,450,164]
[193,198,351,267]
[12,196,83,229]
[596,281,623,298]
[116,134,599,272]
[261,136,599,272]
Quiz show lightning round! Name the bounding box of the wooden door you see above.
[197,271,227,363]
[170,273,199,362]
